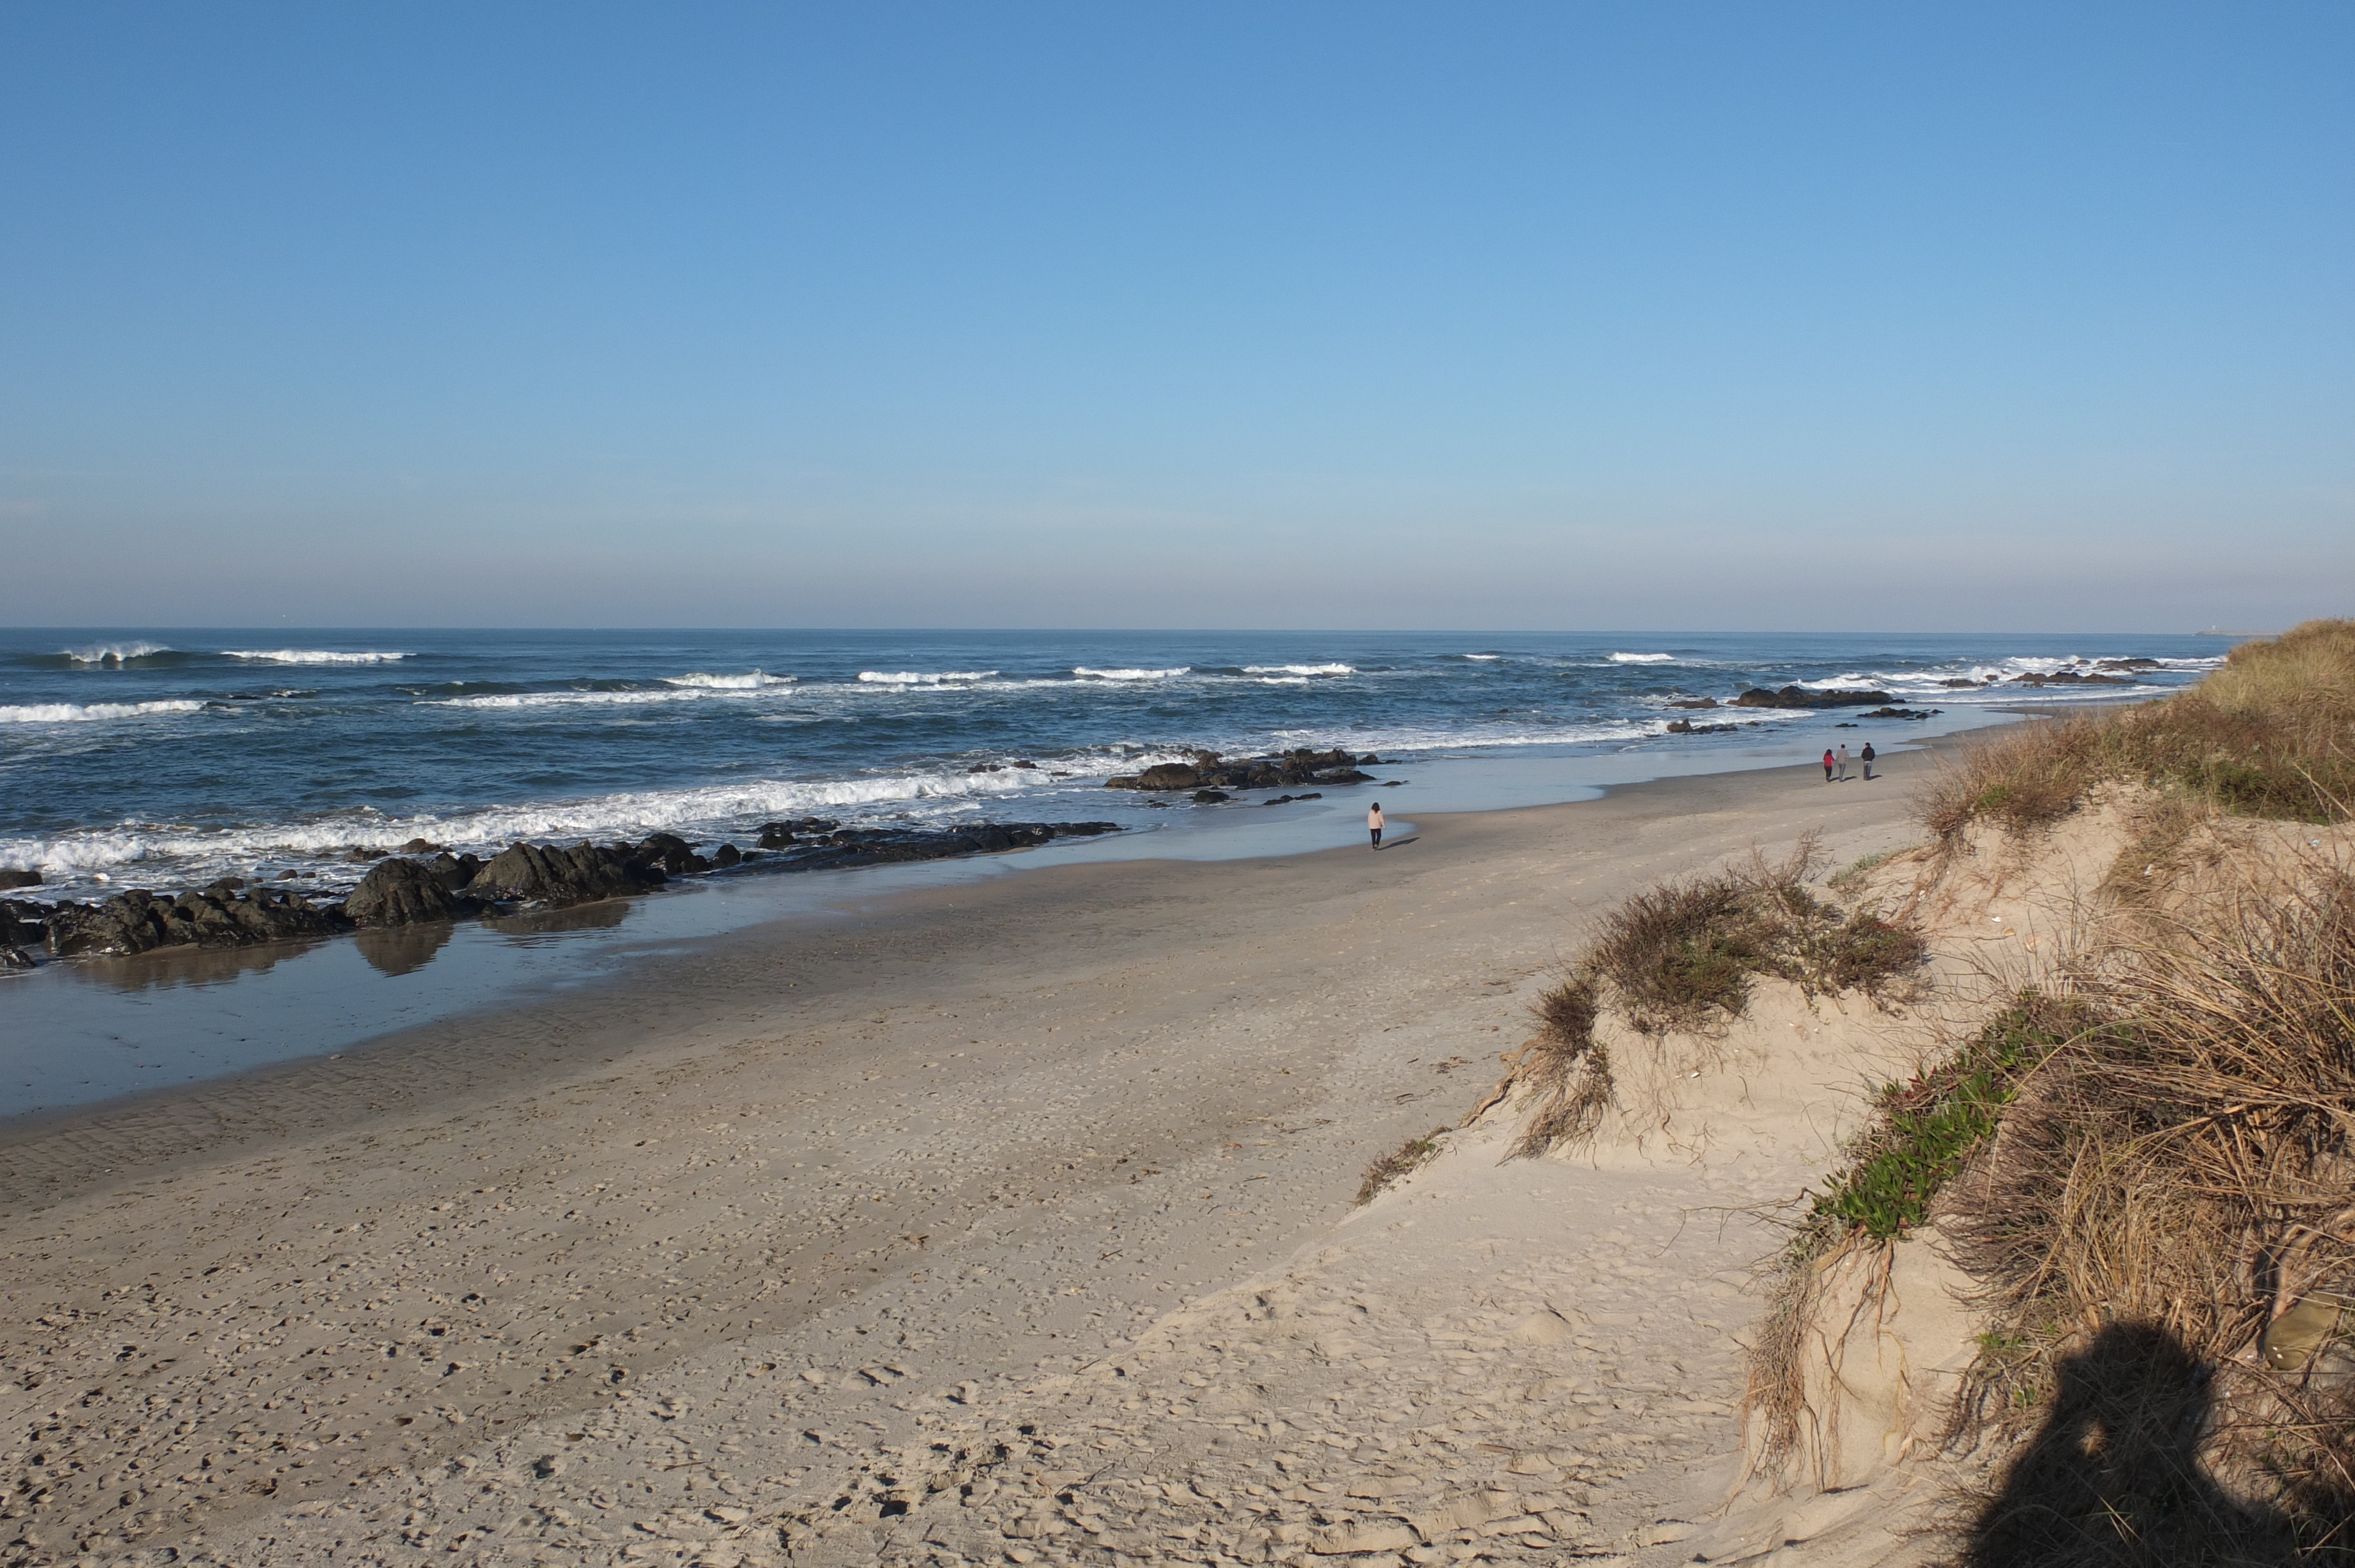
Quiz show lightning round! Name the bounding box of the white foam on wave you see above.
[224,649,409,665]
[0,699,207,724]
[662,670,795,689]
[857,670,998,686]
[1607,652,1676,663]
[0,752,1170,896]
[1461,653,1502,661]
[1242,663,1354,677]
[430,689,710,710]
[63,640,172,664]
[1073,666,1189,681]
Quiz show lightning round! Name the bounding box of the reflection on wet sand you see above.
[487,899,632,941]
[65,937,334,992]
[354,921,456,978]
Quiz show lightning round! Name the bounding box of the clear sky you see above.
[1,2,2347,630]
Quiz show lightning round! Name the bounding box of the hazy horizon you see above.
[4,4,2348,632]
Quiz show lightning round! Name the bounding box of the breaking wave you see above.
[1241,663,1354,677]
[1073,666,1189,681]
[63,641,173,665]
[223,649,410,665]
[857,670,998,686]
[1608,652,1676,663]
[662,671,795,689]
[1,699,208,724]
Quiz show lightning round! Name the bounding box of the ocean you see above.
[2,627,2225,905]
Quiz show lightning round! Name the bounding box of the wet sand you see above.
[0,749,1942,1566]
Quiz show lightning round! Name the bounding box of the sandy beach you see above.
[1,748,1944,1567]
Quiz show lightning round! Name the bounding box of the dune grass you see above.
[1354,1128,1450,1205]
[1918,619,2355,839]
[1586,837,1926,1035]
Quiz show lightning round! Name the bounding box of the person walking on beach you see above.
[1368,800,1385,850]
[1861,742,1876,781]
[1836,743,1851,781]
[1822,748,1836,782]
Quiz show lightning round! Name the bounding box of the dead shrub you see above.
[1505,975,1613,1162]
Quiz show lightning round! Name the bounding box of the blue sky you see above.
[1,3,2347,630]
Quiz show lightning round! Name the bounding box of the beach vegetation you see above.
[1587,836,1926,1035]
[1355,1127,1450,1205]
[1918,618,2355,840]
[1505,976,1614,1161]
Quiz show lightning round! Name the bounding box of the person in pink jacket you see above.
[1368,800,1385,849]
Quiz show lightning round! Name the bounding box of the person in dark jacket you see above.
[1861,742,1876,780]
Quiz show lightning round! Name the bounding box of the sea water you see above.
[0,629,2233,1113]
[0,627,2224,903]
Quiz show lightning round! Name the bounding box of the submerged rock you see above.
[0,868,41,889]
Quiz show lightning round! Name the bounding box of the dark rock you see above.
[712,843,742,868]
[1860,706,1939,720]
[2008,670,2128,686]
[45,885,341,956]
[467,842,666,906]
[1938,678,1993,689]
[0,868,41,889]
[1260,793,1324,806]
[1130,763,1205,791]
[274,869,302,879]
[1193,789,1230,803]
[1011,760,1038,769]
[344,846,389,862]
[399,838,446,853]
[755,818,838,849]
[0,899,45,949]
[1668,698,1720,710]
[1383,780,1408,786]
[634,833,712,875]
[1730,686,1896,709]
[1665,719,1738,735]
[2094,657,2162,672]
[347,857,475,926]
[0,946,32,972]
[427,852,482,892]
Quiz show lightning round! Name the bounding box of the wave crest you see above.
[1073,666,1188,681]
[857,670,998,685]
[64,641,173,664]
[1,699,207,723]
[1607,652,1676,663]
[1241,663,1354,677]
[662,671,795,689]
[224,649,409,665]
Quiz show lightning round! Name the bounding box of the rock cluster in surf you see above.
[0,820,1122,965]
[1106,747,1378,793]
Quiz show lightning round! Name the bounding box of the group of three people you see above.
[1822,742,1875,782]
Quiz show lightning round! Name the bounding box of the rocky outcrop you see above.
[756,818,840,850]
[633,833,711,875]
[346,856,481,926]
[466,842,667,906]
[759,821,1120,869]
[1859,706,1938,720]
[1664,719,1738,734]
[1730,686,1897,710]
[2008,670,2128,686]
[0,868,39,889]
[1107,749,1379,792]
[41,886,344,958]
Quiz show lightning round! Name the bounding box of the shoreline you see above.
[0,707,2038,1126]
[0,732,1953,1564]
